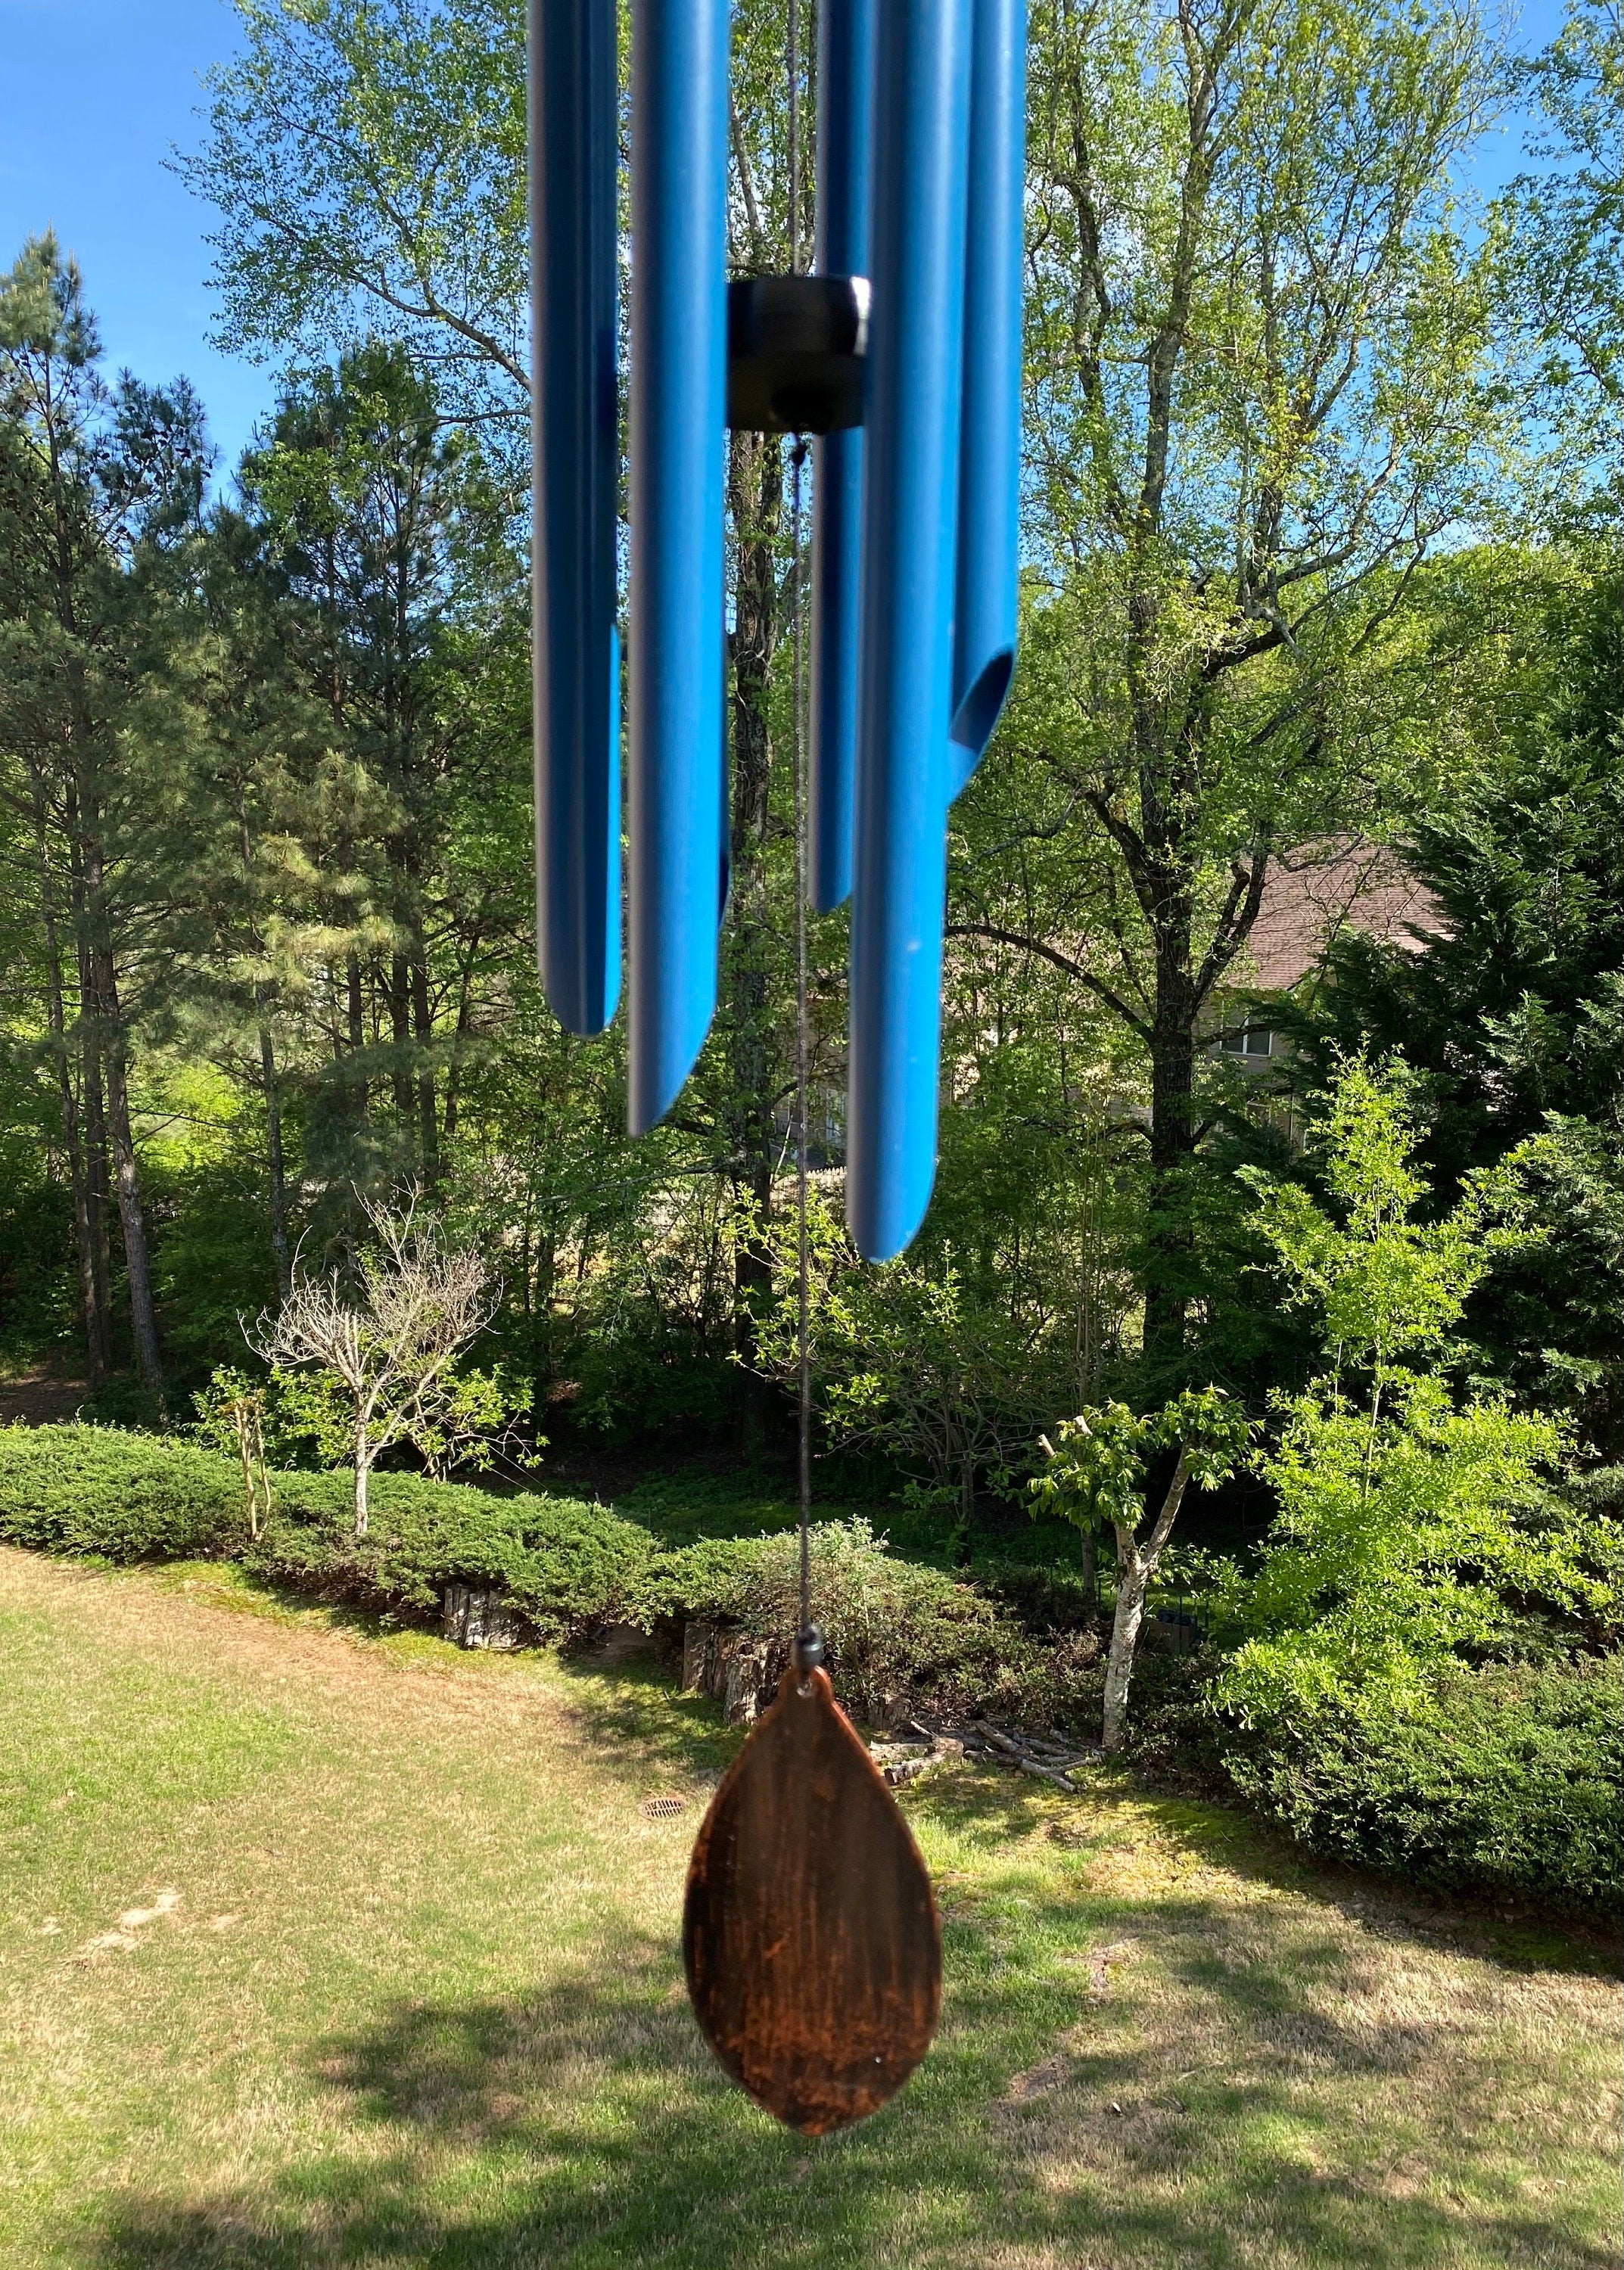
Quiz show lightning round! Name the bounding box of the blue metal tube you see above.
[627,0,730,1133]
[848,0,973,1262]
[529,0,621,1034]
[810,0,876,915]
[949,0,1027,794]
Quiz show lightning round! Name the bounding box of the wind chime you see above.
[530,0,1027,2132]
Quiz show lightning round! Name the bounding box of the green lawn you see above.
[0,1545,1616,2270]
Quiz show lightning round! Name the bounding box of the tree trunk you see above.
[67,822,114,1359]
[81,1007,114,1338]
[100,981,164,1405]
[389,947,414,1137]
[35,797,107,1385]
[80,801,163,1404]
[260,1024,292,1301]
[409,921,440,1191]
[1144,962,1199,1373]
[1102,1533,1150,1753]
[1100,1449,1190,1752]
[353,1425,370,1539]
[58,1049,105,1388]
[347,948,366,1062]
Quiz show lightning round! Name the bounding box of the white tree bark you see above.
[353,1423,370,1539]
[1102,1449,1190,1753]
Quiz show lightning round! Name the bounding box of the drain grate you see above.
[641,1793,688,1819]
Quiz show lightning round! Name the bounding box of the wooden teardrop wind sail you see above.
[683,1662,941,2134]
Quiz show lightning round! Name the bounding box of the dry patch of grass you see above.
[0,1544,1616,2270]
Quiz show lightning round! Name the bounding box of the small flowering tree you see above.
[250,1195,496,1538]
[1032,1388,1252,1750]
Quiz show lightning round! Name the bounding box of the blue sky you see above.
[0,0,274,474]
[0,0,1573,486]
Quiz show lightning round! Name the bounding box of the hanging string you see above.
[791,437,810,1638]
[786,0,814,1647]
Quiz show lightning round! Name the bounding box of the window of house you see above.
[1220,1027,1277,1057]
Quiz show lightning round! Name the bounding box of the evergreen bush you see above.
[0,1424,662,1640]
[0,1423,244,1559]
[1224,1656,1623,1914]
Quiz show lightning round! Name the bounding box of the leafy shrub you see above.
[1220,1056,1620,1722]
[0,1424,662,1641]
[661,1519,1088,1727]
[1224,1656,1623,1914]
[0,1423,244,1559]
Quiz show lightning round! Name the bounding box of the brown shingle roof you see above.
[1238,838,1448,996]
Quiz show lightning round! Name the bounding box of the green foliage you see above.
[0,1423,247,1561]
[246,1470,659,1641]
[1226,1656,1624,1913]
[662,1519,1083,1728]
[193,1364,352,1469]
[1217,1058,1619,1721]
[0,1423,1096,1726]
[810,1240,1051,1519]
[0,1423,661,1640]
[0,1180,77,1357]
[1240,1053,1528,1371]
[1215,1377,1603,1718]
[1299,549,1624,1454]
[1492,0,1623,524]
[1031,1389,1252,1544]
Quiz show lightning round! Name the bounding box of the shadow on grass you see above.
[88,1914,1611,2270]
[85,1749,1617,2270]
[553,1655,1621,1985]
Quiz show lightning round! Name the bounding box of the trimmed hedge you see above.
[5,1425,1616,1914]
[1224,1656,1623,1915]
[0,1423,244,1560]
[0,1424,663,1641]
[0,1426,1068,1713]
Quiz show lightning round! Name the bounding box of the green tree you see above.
[0,233,210,1400]
[1032,1385,1251,1748]
[1302,549,1624,1457]
[246,346,493,1187]
[182,0,530,454]
[1216,1056,1612,1722]
[187,0,843,1451]
[954,0,1503,1371]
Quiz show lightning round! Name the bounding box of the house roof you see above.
[1238,838,1448,996]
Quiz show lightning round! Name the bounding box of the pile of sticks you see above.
[907,1717,1100,1792]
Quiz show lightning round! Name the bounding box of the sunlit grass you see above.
[0,1545,1616,2269]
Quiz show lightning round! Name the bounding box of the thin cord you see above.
[788,0,813,1642]
[791,434,811,1635]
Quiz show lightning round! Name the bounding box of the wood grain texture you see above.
[683,1662,942,2134]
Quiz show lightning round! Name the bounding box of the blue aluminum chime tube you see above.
[810,0,876,916]
[627,0,731,1133]
[530,0,1028,1250]
[847,0,974,1263]
[529,0,620,1035]
[950,0,1028,792]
